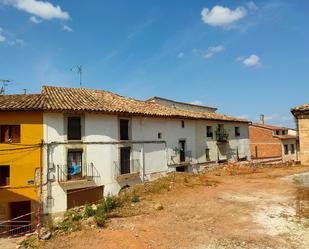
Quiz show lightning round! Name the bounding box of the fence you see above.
[0,209,40,238]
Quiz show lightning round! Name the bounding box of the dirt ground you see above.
[3,165,309,249]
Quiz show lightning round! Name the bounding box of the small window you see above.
[206,126,213,138]
[276,130,280,135]
[181,120,185,128]
[205,148,210,161]
[68,117,81,140]
[158,132,162,139]
[0,165,10,186]
[282,130,286,135]
[291,144,295,154]
[235,127,240,137]
[284,144,289,155]
[0,125,20,143]
[67,150,82,180]
[120,119,130,140]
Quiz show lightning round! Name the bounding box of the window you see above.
[67,150,82,180]
[276,130,280,135]
[291,144,295,154]
[181,120,185,128]
[120,119,129,140]
[0,125,20,143]
[205,148,210,161]
[206,126,213,138]
[67,117,81,140]
[284,144,289,155]
[0,165,10,186]
[235,127,240,137]
[282,130,286,135]
[158,132,162,139]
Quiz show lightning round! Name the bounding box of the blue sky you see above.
[0,0,308,127]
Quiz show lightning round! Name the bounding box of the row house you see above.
[0,94,44,234]
[249,115,299,162]
[1,85,251,218]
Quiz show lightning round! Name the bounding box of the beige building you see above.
[291,104,309,164]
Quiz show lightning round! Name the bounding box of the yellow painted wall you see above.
[0,111,43,203]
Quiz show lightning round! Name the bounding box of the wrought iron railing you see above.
[216,130,229,142]
[57,163,97,182]
[113,159,141,178]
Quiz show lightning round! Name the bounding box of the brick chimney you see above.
[259,114,265,124]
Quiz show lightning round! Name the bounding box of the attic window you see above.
[0,125,20,143]
[120,119,130,140]
[68,117,81,140]
[181,120,185,128]
[235,127,240,137]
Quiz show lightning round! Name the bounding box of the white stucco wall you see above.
[43,112,250,214]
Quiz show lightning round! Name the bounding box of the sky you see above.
[0,0,308,128]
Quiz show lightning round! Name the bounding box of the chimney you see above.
[259,114,265,124]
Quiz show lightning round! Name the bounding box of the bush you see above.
[94,206,107,227]
[57,209,83,232]
[131,194,140,203]
[99,194,122,212]
[84,204,96,217]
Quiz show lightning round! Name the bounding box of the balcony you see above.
[216,130,229,143]
[114,159,141,182]
[56,163,97,189]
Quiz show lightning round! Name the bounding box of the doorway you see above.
[179,140,186,162]
[120,147,131,174]
[10,201,31,235]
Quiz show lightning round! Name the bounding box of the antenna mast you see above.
[0,79,11,95]
[70,65,82,88]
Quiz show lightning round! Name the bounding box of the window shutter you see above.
[11,125,20,143]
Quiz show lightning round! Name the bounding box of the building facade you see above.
[249,117,299,162]
[1,86,251,216]
[0,95,44,234]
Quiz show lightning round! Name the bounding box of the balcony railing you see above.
[113,159,141,181]
[216,130,229,143]
[57,163,96,182]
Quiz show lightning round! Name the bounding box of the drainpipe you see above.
[141,144,145,182]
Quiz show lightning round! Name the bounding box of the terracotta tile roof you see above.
[0,94,45,111]
[0,86,248,123]
[251,123,288,130]
[42,86,248,122]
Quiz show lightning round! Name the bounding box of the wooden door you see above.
[120,147,131,174]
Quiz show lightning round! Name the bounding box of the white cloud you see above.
[0,28,6,42]
[8,38,25,47]
[62,24,73,32]
[30,15,41,23]
[246,2,258,11]
[204,45,225,58]
[177,52,184,58]
[201,5,247,27]
[237,54,260,67]
[193,45,225,59]
[3,0,69,20]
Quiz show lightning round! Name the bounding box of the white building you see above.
[41,86,250,215]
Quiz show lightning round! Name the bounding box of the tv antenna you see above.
[70,65,82,88]
[0,79,11,95]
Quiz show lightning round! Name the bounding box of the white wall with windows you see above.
[43,112,251,214]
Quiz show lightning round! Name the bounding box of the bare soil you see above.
[5,165,309,249]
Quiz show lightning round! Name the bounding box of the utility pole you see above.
[70,65,82,88]
[0,79,11,95]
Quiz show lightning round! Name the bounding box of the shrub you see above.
[57,209,83,232]
[131,194,140,203]
[94,206,107,227]
[84,203,96,217]
[99,194,122,212]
